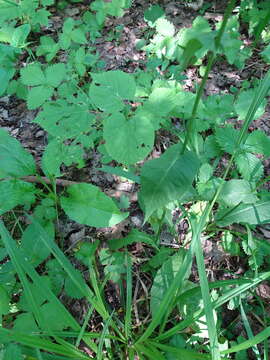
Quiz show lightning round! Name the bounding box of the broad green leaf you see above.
[107,0,126,17]
[0,285,9,315]
[215,126,239,154]
[203,135,222,159]
[218,16,242,66]
[221,231,240,256]
[42,139,84,177]
[235,89,266,120]
[0,129,36,178]
[40,302,69,331]
[180,38,202,71]
[155,18,175,36]
[61,183,128,227]
[91,70,136,100]
[89,83,124,112]
[139,144,200,219]
[144,5,164,27]
[0,222,81,333]
[2,343,23,360]
[45,63,66,88]
[27,85,53,109]
[59,33,71,50]
[36,36,59,62]
[197,177,223,201]
[202,94,235,125]
[103,113,154,165]
[245,130,270,156]
[21,223,52,266]
[63,18,74,33]
[20,64,45,86]
[34,100,93,140]
[177,16,215,59]
[0,180,36,215]
[11,24,30,48]
[71,28,87,44]
[218,180,257,207]
[0,68,12,96]
[198,163,213,183]
[234,89,266,120]
[64,270,85,299]
[216,201,270,226]
[235,152,264,182]
[147,247,174,269]
[34,8,51,27]
[172,90,205,120]
[144,87,178,117]
[150,251,186,315]
[99,248,128,282]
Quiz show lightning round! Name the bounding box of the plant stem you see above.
[182,0,236,155]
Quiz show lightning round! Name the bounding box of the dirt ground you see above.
[1,1,270,353]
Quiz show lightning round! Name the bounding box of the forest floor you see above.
[1,1,270,358]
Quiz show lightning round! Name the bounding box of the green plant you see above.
[1,0,270,358]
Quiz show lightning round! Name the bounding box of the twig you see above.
[1,175,80,187]
[22,176,80,186]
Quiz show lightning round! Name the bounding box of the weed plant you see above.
[1,0,270,359]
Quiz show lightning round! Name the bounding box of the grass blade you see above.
[221,326,270,355]
[124,252,132,339]
[191,217,220,360]
[240,300,262,360]
[149,341,211,359]
[155,271,270,341]
[0,328,88,359]
[0,221,80,331]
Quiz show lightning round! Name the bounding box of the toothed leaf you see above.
[45,63,66,88]
[27,85,53,109]
[20,64,45,86]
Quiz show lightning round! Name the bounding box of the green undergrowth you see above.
[1,0,270,359]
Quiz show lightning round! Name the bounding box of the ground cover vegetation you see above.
[0,0,270,358]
